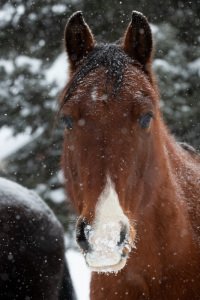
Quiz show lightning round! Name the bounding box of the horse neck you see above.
[160,124,199,194]
[147,120,198,194]
[140,122,182,200]
[163,126,200,233]
[135,122,197,253]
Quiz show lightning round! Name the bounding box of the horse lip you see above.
[82,231,135,272]
[84,241,133,273]
[85,255,127,273]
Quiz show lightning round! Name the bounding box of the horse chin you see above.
[85,251,128,273]
[87,257,127,273]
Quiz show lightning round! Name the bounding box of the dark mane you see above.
[63,44,139,104]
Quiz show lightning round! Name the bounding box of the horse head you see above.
[61,11,162,273]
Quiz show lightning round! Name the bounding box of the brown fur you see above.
[61,11,200,300]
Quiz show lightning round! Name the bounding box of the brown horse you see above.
[60,11,200,300]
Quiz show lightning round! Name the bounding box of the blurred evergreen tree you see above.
[0,0,79,232]
[0,0,199,232]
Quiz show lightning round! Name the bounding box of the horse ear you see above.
[65,11,95,70]
[122,11,153,74]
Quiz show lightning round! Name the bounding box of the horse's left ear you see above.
[64,11,95,71]
[122,11,153,74]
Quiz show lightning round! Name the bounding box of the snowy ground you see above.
[66,250,91,300]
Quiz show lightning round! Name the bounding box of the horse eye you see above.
[139,112,153,129]
[62,115,73,130]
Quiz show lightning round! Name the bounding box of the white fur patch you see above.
[91,86,108,102]
[94,176,129,225]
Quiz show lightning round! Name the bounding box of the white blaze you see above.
[86,176,130,272]
[91,86,108,102]
[94,176,129,225]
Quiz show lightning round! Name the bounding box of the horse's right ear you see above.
[64,11,95,71]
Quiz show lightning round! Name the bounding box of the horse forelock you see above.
[62,44,142,106]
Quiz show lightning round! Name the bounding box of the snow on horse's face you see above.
[61,11,158,272]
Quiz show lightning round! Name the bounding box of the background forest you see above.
[0,0,199,235]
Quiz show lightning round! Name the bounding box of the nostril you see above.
[117,224,128,246]
[76,218,91,252]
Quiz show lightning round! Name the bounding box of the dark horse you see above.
[60,11,200,300]
[0,177,76,300]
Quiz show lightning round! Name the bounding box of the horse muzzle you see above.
[76,218,136,273]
